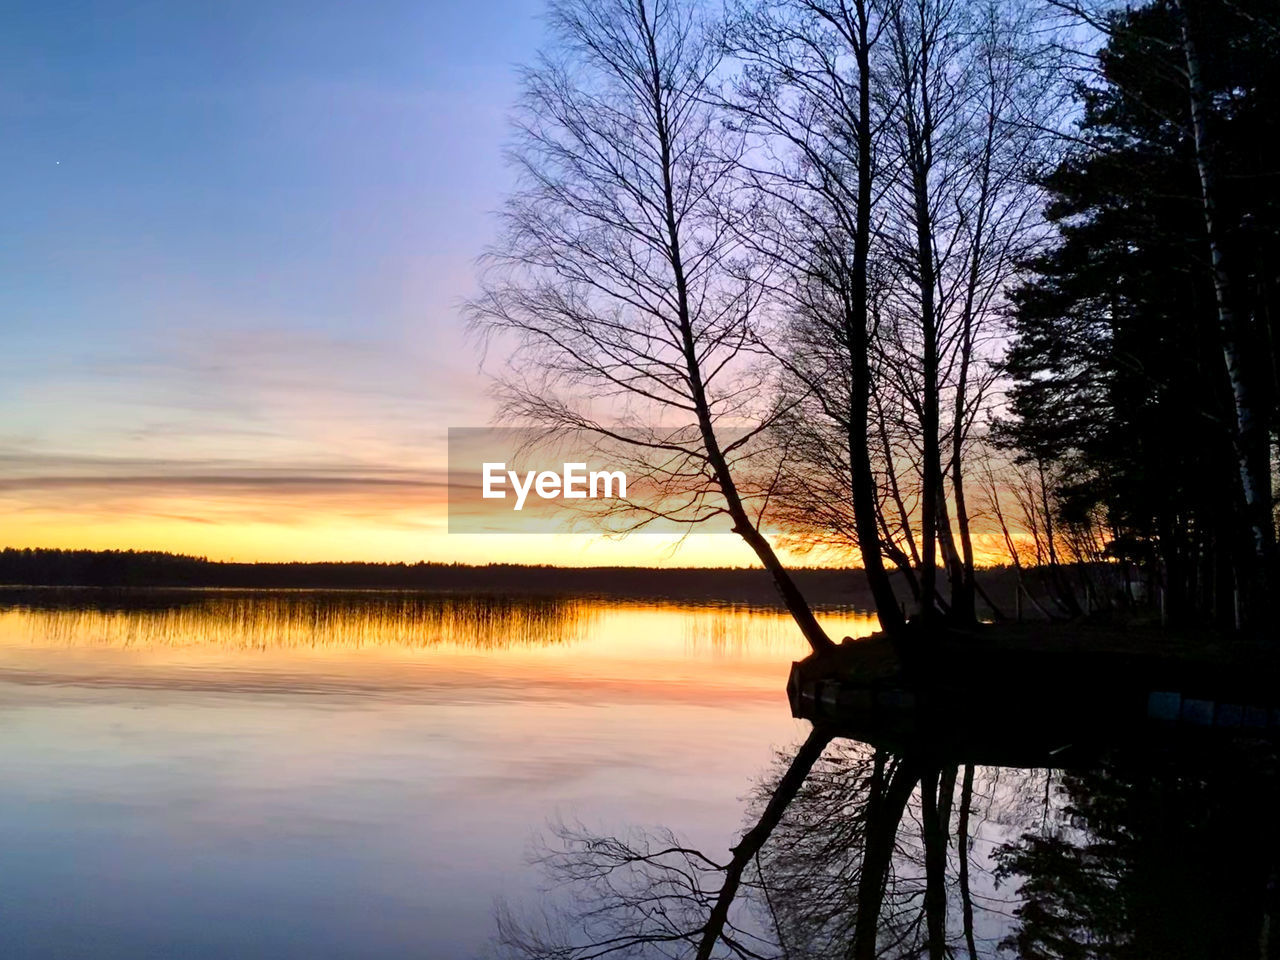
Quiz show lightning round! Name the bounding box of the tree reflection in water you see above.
[495,730,1280,959]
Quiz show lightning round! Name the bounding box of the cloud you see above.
[0,449,450,527]
[0,318,481,532]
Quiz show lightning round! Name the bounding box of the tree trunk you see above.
[936,478,969,621]
[920,766,950,960]
[640,4,836,655]
[916,166,941,621]
[851,3,906,637]
[951,160,989,625]
[957,765,978,960]
[695,726,831,960]
[900,8,942,624]
[1174,0,1276,629]
[850,755,920,960]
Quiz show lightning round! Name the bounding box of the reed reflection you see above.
[681,607,879,656]
[497,731,1280,959]
[0,589,597,651]
[0,588,875,658]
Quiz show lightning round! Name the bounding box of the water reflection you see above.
[498,730,1280,959]
[3,590,857,958]
[4,590,1272,957]
[0,587,876,654]
[0,588,597,650]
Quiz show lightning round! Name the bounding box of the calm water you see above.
[0,589,873,959]
[3,589,1276,959]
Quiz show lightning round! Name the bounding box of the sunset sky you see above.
[0,0,779,565]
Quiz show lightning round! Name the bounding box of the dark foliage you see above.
[998,0,1280,626]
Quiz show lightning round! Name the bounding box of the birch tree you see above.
[721,0,909,636]
[469,0,837,652]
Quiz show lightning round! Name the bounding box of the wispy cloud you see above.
[0,447,449,528]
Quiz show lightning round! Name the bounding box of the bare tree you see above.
[878,0,958,622]
[494,726,833,960]
[936,0,1058,622]
[493,731,1070,960]
[726,0,1058,627]
[720,0,909,637]
[469,0,835,653]
[875,0,1059,624]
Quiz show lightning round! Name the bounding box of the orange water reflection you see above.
[0,589,877,957]
[0,588,878,703]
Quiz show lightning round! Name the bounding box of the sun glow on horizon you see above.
[0,509,1021,568]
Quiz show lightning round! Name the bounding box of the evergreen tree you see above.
[999,0,1279,628]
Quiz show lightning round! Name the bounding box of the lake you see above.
[0,589,870,958]
[1,589,1275,958]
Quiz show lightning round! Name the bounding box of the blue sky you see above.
[3,0,541,415]
[1,1,521,553]
[0,0,762,565]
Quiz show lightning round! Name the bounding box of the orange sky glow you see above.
[0,478,1021,567]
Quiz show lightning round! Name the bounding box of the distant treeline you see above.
[5,550,1135,621]
[0,547,892,606]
